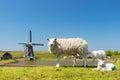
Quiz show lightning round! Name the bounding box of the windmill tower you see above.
[19,30,44,60]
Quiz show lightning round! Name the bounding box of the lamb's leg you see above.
[101,68,112,71]
[56,56,60,67]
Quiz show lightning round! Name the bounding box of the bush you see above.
[106,50,112,56]
[106,50,120,56]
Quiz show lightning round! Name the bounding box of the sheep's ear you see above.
[47,38,49,41]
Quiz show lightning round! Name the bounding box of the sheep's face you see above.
[98,59,105,67]
[47,38,57,48]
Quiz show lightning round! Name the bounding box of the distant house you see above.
[1,52,12,60]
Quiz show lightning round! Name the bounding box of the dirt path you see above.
[1,59,97,67]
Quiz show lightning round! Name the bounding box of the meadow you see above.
[0,51,119,80]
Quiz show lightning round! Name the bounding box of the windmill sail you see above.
[32,43,44,46]
[30,30,32,42]
[19,42,27,44]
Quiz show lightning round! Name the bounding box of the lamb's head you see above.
[87,51,93,58]
[47,38,57,48]
[98,59,105,67]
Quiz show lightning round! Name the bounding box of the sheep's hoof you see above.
[72,64,76,67]
[56,64,60,67]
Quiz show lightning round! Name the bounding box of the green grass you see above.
[34,51,56,61]
[0,64,120,80]
[0,51,119,80]
[0,60,15,66]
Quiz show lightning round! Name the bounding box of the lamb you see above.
[96,59,116,71]
[47,38,88,67]
[87,50,107,65]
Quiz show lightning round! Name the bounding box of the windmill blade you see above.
[30,30,32,42]
[19,42,27,44]
[32,43,44,46]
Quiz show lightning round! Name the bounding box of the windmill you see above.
[19,30,44,60]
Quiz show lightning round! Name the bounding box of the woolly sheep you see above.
[96,59,116,71]
[87,50,107,65]
[47,38,88,67]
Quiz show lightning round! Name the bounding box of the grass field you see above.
[0,51,119,80]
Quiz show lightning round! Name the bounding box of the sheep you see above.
[87,50,107,66]
[47,38,88,67]
[96,59,116,71]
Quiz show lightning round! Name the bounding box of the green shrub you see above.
[106,50,112,56]
[106,50,120,56]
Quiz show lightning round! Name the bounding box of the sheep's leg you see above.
[56,56,60,67]
[92,58,95,66]
[83,57,87,67]
[73,56,76,66]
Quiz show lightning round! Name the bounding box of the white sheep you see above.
[47,38,88,67]
[87,50,107,66]
[96,59,116,71]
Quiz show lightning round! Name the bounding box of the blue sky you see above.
[0,0,120,51]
